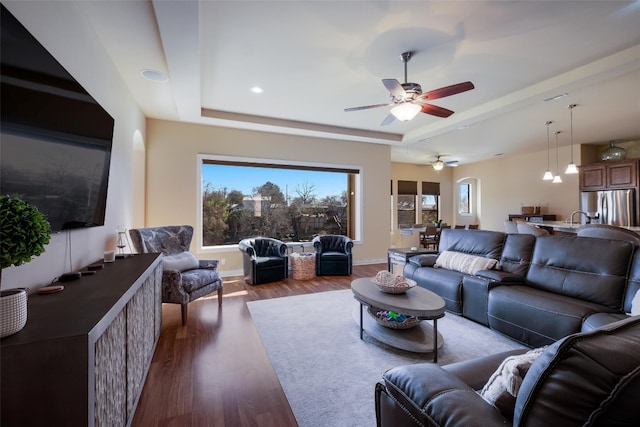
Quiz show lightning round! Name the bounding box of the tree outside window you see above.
[200,158,358,246]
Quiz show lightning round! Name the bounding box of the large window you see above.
[396,180,417,227]
[199,155,360,247]
[422,181,440,224]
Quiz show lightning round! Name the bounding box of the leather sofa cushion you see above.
[411,266,464,314]
[514,316,640,426]
[499,233,535,276]
[438,229,505,260]
[488,285,619,347]
[582,312,629,331]
[526,235,633,310]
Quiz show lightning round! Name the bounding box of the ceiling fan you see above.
[431,155,458,170]
[345,51,475,126]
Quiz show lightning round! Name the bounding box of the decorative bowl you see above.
[368,306,419,330]
[372,270,416,294]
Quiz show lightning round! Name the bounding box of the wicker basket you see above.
[372,270,416,294]
[368,306,419,330]
[290,252,315,280]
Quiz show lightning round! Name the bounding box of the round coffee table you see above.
[351,277,446,362]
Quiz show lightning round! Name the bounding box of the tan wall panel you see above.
[145,119,392,274]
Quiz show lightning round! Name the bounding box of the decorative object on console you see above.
[601,140,627,161]
[115,224,132,256]
[0,195,51,338]
[565,104,578,174]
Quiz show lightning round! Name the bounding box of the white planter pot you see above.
[0,288,28,338]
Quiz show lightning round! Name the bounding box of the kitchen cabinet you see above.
[579,159,638,191]
[1,253,162,427]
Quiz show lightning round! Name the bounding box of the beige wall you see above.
[2,2,145,290]
[453,146,580,232]
[145,119,392,275]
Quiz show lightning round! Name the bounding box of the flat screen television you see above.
[1,4,114,232]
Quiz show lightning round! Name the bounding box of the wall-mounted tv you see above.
[1,4,114,232]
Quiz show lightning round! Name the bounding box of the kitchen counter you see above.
[528,221,640,234]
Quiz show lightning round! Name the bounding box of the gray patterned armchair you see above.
[238,237,288,285]
[129,225,223,325]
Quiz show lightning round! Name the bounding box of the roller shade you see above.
[398,180,417,195]
[422,182,440,195]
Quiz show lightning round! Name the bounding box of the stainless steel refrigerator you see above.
[580,189,636,226]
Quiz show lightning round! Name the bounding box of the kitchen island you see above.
[528,221,640,235]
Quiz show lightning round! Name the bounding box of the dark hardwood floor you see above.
[131,263,385,427]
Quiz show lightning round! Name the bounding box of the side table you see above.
[387,247,434,275]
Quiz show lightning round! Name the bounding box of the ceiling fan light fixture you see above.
[391,103,421,121]
[432,160,444,171]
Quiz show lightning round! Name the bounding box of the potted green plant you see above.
[0,195,51,338]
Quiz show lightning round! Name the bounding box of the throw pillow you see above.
[162,251,199,272]
[631,289,640,316]
[434,250,498,275]
[480,347,547,416]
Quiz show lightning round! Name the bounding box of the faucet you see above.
[570,210,589,225]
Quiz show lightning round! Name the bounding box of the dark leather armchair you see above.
[312,234,353,276]
[376,316,640,427]
[129,225,223,325]
[238,237,288,284]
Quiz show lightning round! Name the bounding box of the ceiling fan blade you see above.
[344,103,392,112]
[419,81,475,101]
[420,103,455,118]
[382,79,406,98]
[380,113,396,126]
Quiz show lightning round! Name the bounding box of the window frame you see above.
[458,182,472,215]
[197,154,363,252]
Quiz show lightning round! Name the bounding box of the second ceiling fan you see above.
[345,51,475,126]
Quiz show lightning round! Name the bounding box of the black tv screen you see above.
[1,4,114,232]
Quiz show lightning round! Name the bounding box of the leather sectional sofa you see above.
[403,228,638,347]
[376,228,640,426]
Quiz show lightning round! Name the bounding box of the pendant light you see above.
[543,121,554,180]
[565,104,578,174]
[553,131,563,183]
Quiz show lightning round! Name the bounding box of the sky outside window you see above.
[202,164,347,199]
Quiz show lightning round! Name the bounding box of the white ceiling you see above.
[75,0,640,166]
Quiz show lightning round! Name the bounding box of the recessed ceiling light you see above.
[251,86,264,94]
[544,93,568,102]
[141,69,169,82]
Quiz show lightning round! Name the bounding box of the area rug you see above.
[247,289,526,427]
